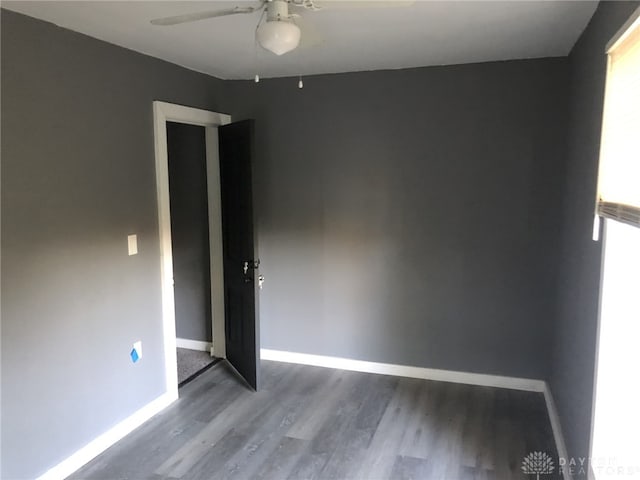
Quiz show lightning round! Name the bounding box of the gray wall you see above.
[228,58,569,379]
[549,1,640,471]
[0,10,230,479]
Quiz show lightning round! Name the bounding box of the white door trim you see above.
[153,101,231,397]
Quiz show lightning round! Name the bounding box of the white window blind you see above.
[597,15,640,228]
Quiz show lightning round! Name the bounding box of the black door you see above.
[218,120,260,390]
[166,122,212,346]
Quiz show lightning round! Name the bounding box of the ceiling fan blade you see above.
[150,6,261,26]
[312,0,414,10]
[292,15,324,49]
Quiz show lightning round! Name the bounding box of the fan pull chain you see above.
[254,6,267,85]
[253,38,260,83]
[298,76,304,89]
[253,36,260,83]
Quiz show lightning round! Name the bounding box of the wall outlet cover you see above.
[131,340,142,363]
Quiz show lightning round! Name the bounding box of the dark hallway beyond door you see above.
[166,122,212,345]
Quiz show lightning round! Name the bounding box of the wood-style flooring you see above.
[69,360,560,480]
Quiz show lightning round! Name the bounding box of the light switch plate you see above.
[128,234,138,255]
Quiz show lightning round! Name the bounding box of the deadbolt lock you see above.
[243,259,261,274]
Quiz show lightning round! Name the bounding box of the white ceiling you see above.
[3,1,598,80]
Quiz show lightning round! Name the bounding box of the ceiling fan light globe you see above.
[257,20,301,56]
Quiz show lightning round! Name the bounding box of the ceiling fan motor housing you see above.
[266,0,291,21]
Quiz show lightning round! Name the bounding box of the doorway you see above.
[166,121,216,385]
[152,102,230,398]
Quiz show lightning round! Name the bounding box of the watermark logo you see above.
[522,451,555,479]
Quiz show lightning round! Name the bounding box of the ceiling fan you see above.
[150,0,413,56]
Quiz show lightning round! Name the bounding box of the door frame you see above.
[152,101,231,396]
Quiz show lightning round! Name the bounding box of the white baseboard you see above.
[544,385,573,480]
[260,348,546,392]
[176,337,212,352]
[36,391,178,480]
